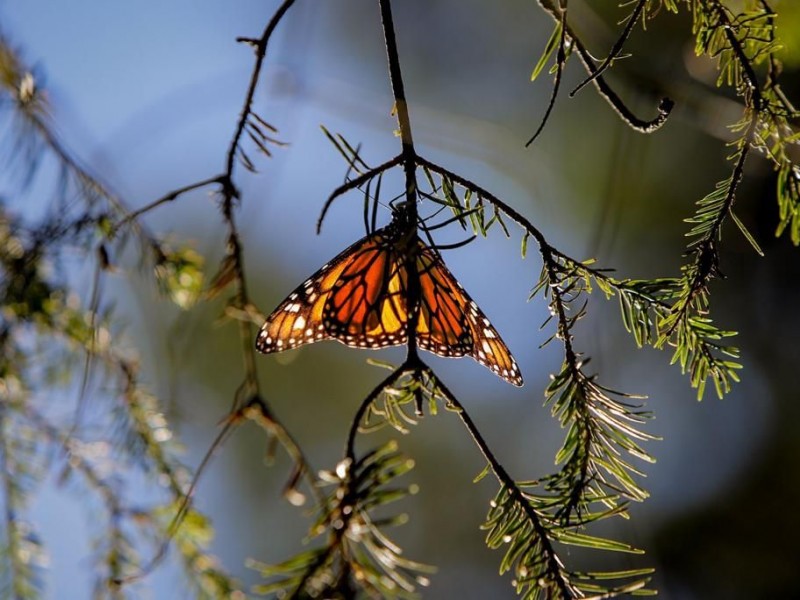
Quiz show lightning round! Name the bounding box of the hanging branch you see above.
[417,163,657,514]
[257,355,652,598]
[532,0,673,138]
[264,3,654,595]
[416,154,741,402]
[653,0,799,395]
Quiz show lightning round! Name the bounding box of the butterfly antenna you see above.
[430,236,477,252]
[421,207,482,232]
[362,177,374,235]
[370,172,385,234]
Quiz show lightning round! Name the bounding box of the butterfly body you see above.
[256,221,523,386]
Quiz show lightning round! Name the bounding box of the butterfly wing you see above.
[415,243,523,387]
[415,245,473,357]
[256,226,409,353]
[321,228,409,348]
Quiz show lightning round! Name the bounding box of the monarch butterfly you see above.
[255,219,523,386]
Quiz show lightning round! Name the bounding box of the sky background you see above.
[2,1,799,598]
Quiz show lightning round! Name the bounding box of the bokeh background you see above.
[2,0,799,598]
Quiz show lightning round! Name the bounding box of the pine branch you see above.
[252,441,431,599]
[570,0,649,97]
[533,0,673,135]
[433,370,653,599]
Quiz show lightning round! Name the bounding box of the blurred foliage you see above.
[0,36,241,599]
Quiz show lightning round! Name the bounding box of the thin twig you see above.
[378,0,422,357]
[111,175,224,235]
[570,0,648,97]
[224,0,297,178]
[710,0,764,111]
[535,0,673,133]
[430,369,577,598]
[526,2,569,146]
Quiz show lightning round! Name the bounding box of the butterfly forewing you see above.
[256,226,410,354]
[255,235,374,353]
[324,231,409,347]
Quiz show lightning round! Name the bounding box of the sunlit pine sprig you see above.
[357,361,456,436]
[530,251,655,523]
[543,249,743,400]
[415,141,745,402]
[512,0,799,405]
[251,441,432,599]
[419,370,654,599]
[545,0,800,247]
[403,165,657,515]
[654,0,800,380]
[483,480,654,600]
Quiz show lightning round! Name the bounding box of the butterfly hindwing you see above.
[463,297,523,387]
[415,242,523,387]
[415,245,473,357]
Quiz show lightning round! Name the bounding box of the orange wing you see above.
[255,226,409,353]
[256,226,522,386]
[415,243,523,387]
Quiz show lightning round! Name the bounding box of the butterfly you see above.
[255,219,523,386]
